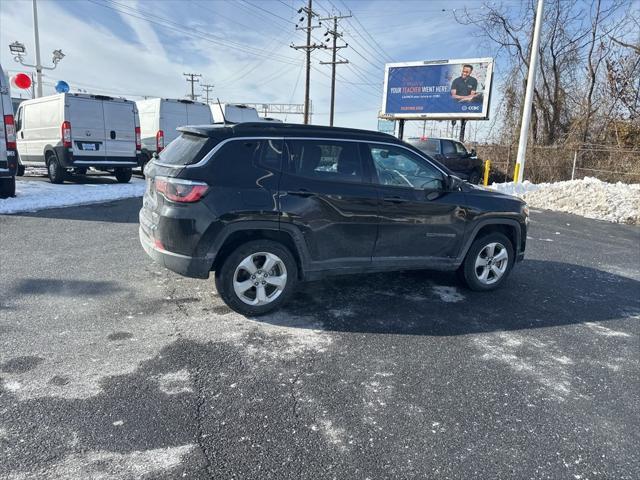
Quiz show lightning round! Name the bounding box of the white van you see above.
[15,93,140,184]
[0,64,17,198]
[136,98,212,167]
[210,103,261,123]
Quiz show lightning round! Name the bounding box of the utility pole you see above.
[515,0,544,183]
[459,119,467,142]
[320,13,351,126]
[183,73,202,101]
[32,0,43,98]
[291,0,324,124]
[201,83,214,104]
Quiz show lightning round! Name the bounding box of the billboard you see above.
[381,58,494,120]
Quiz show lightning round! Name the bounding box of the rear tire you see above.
[0,177,16,198]
[46,153,65,184]
[459,232,514,291]
[114,168,132,183]
[17,163,25,177]
[215,240,298,316]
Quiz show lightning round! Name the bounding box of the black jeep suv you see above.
[140,123,528,315]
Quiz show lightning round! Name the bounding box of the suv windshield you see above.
[158,133,213,166]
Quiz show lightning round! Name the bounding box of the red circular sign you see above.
[12,73,32,90]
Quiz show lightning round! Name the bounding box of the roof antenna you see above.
[216,97,227,125]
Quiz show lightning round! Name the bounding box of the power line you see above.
[87,0,300,66]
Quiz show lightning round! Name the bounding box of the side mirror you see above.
[152,152,159,159]
[470,148,477,157]
[446,175,462,191]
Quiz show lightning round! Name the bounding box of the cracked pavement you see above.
[1,198,639,479]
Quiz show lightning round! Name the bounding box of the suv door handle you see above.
[383,196,409,203]
[287,189,313,198]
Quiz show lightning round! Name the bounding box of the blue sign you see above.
[382,59,493,120]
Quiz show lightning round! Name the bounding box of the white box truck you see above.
[0,64,17,198]
[136,98,212,169]
[15,93,140,184]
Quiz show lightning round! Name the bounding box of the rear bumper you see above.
[0,150,18,177]
[139,224,212,279]
[55,147,139,168]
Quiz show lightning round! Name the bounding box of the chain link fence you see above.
[476,144,640,184]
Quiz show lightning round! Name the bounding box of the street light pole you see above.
[515,0,544,183]
[32,0,43,98]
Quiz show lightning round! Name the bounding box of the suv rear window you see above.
[408,138,439,154]
[157,133,213,166]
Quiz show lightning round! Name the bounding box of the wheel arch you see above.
[210,223,308,279]
[458,219,521,263]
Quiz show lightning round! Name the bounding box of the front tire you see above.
[215,240,298,316]
[0,177,16,198]
[47,153,65,184]
[114,168,132,183]
[459,232,514,291]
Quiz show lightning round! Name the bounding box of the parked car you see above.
[136,98,212,172]
[0,64,17,198]
[210,103,261,123]
[140,123,528,316]
[15,93,140,183]
[406,137,483,184]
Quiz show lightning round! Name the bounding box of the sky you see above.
[1,0,542,139]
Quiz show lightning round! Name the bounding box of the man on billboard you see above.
[450,64,482,103]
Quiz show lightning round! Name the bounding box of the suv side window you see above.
[454,142,468,154]
[257,139,283,171]
[285,139,364,183]
[369,144,445,190]
[441,140,456,154]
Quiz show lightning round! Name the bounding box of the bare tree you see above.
[455,0,638,147]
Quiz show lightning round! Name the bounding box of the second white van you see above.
[136,98,212,168]
[15,93,140,183]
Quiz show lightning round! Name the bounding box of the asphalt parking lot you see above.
[1,198,639,479]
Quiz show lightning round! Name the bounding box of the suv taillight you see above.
[61,121,72,148]
[135,126,141,151]
[4,115,16,150]
[156,130,164,153]
[155,176,209,203]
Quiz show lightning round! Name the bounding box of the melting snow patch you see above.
[319,419,348,451]
[473,332,574,401]
[0,178,146,214]
[584,322,632,338]
[4,380,21,391]
[10,444,194,480]
[488,177,640,224]
[157,369,193,395]
[431,286,465,303]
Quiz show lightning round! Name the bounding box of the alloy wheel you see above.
[233,252,288,306]
[474,242,509,285]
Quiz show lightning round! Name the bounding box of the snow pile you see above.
[489,177,640,224]
[0,178,145,214]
